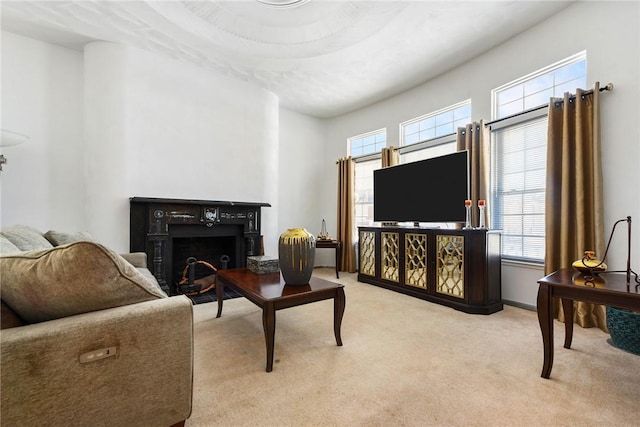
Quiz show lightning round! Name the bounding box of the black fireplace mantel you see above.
[130,197,270,295]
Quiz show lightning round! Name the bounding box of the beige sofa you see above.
[0,225,193,426]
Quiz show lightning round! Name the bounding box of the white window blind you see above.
[491,117,547,260]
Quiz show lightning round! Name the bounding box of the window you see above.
[354,159,379,228]
[349,129,386,228]
[349,129,386,157]
[494,53,586,119]
[490,52,586,262]
[400,100,471,146]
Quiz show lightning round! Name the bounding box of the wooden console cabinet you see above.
[358,227,502,314]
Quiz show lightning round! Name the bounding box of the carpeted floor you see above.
[187,268,640,426]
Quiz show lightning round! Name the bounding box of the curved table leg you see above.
[263,303,276,372]
[537,282,553,379]
[334,288,345,346]
[562,298,574,349]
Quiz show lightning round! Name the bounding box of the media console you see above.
[358,226,502,314]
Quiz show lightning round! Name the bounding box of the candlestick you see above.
[464,199,472,229]
[477,200,486,229]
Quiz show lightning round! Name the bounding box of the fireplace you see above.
[130,197,270,295]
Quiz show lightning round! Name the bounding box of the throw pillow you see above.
[0,241,167,324]
[0,235,20,255]
[44,230,93,246]
[0,225,53,251]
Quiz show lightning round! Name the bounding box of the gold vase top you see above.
[572,250,607,273]
[280,228,316,244]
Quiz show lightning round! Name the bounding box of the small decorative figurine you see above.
[317,219,330,240]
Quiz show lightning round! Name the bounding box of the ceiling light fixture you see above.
[255,0,310,9]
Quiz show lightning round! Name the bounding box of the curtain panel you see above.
[456,120,490,228]
[381,146,399,168]
[545,82,606,331]
[337,157,357,273]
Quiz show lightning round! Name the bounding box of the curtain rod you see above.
[336,83,614,160]
[485,82,614,127]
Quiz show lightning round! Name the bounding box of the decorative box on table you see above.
[247,255,280,274]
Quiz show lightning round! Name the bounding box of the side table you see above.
[316,239,341,278]
[537,269,640,379]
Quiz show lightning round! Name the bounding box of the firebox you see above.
[130,197,270,295]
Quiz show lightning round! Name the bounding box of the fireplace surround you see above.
[130,197,270,295]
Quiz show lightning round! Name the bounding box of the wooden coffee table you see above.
[215,268,346,372]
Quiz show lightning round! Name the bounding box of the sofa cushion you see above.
[0,301,25,329]
[0,225,53,251]
[0,241,167,324]
[44,230,93,246]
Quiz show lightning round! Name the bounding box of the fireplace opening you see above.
[172,236,237,283]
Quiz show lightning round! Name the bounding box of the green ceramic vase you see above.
[278,228,316,285]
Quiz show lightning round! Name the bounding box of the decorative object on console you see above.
[278,228,316,285]
[0,129,29,172]
[247,255,280,274]
[463,199,473,229]
[477,200,486,229]
[317,219,330,240]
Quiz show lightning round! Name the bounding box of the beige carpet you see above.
[188,268,639,426]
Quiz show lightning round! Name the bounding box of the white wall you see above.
[278,107,331,264]
[83,42,280,253]
[323,1,640,308]
[1,37,285,256]
[1,31,85,231]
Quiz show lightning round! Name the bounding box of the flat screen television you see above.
[373,151,469,224]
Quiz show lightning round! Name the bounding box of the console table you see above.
[358,227,502,314]
[537,269,640,379]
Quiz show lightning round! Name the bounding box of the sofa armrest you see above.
[0,296,193,426]
[119,251,148,268]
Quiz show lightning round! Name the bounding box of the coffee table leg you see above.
[562,298,574,349]
[334,288,345,346]
[537,282,553,379]
[263,303,276,372]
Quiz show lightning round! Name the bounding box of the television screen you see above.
[373,151,469,223]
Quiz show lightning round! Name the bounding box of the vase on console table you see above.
[278,228,316,285]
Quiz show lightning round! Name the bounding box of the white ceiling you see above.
[1,0,574,118]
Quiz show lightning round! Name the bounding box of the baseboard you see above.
[503,299,536,312]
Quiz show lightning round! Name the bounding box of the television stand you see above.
[358,226,502,314]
